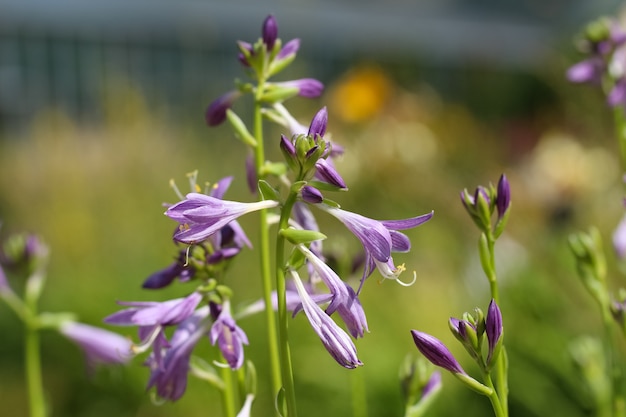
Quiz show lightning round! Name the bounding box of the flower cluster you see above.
[567,17,626,108]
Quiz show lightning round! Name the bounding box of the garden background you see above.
[0,1,623,416]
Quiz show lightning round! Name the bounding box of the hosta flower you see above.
[318,205,433,287]
[273,78,324,98]
[289,270,362,369]
[410,330,466,375]
[146,306,211,401]
[205,91,241,126]
[486,299,503,364]
[59,322,132,368]
[166,194,279,244]
[210,300,249,369]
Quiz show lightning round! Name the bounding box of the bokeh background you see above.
[1,0,626,416]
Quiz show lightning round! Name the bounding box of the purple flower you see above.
[59,322,132,368]
[276,38,300,61]
[210,300,249,369]
[566,57,605,84]
[142,250,194,289]
[421,370,442,400]
[146,306,211,401]
[308,107,328,138]
[205,91,241,126]
[318,205,433,287]
[166,194,279,244]
[290,270,362,369]
[410,330,466,375]
[314,158,347,189]
[273,78,324,98]
[496,174,511,220]
[486,299,503,364]
[262,15,278,50]
[335,284,369,339]
[301,185,323,204]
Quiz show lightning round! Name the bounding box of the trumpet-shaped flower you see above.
[210,300,249,369]
[290,270,362,369]
[318,205,433,287]
[146,306,211,401]
[166,194,279,244]
[60,322,133,368]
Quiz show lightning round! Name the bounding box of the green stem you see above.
[220,366,237,417]
[253,91,282,400]
[483,373,506,417]
[601,306,625,417]
[275,191,299,417]
[613,107,626,172]
[24,310,45,417]
[350,369,367,417]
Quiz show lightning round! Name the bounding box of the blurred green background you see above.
[1,1,626,416]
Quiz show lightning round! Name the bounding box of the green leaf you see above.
[279,228,327,245]
[258,180,281,202]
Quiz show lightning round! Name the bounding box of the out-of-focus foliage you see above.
[1,51,625,417]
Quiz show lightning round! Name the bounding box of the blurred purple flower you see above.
[486,299,503,364]
[496,174,511,220]
[273,78,324,98]
[60,322,132,368]
[205,91,241,126]
[262,15,278,50]
[613,211,626,258]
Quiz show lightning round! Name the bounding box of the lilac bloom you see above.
[210,300,249,369]
[566,57,605,84]
[166,194,279,244]
[273,78,324,98]
[60,322,133,368]
[318,205,433,286]
[205,91,241,126]
[146,306,211,401]
[290,270,362,369]
[410,330,466,375]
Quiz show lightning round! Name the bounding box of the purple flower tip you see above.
[262,15,278,50]
[410,330,465,375]
[301,185,323,204]
[308,107,328,138]
[205,91,239,126]
[496,174,511,219]
[486,299,503,362]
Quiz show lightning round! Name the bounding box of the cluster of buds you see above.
[567,17,626,108]
[460,174,511,239]
[410,300,503,395]
[0,230,132,371]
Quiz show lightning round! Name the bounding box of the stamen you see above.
[169,179,184,200]
[186,170,199,193]
[395,270,417,287]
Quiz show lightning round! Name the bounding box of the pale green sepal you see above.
[287,248,307,271]
[189,356,225,391]
[258,180,281,202]
[226,110,257,147]
[290,181,307,193]
[321,198,341,209]
[279,227,327,245]
[260,161,287,177]
[39,312,78,330]
[493,204,511,239]
[244,360,257,396]
[454,372,492,396]
[260,86,300,103]
[478,233,494,279]
[268,53,297,78]
[307,180,348,192]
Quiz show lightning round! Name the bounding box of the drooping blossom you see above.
[59,322,133,368]
[209,300,249,369]
[145,306,211,401]
[166,194,279,244]
[318,205,433,288]
[289,270,362,369]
